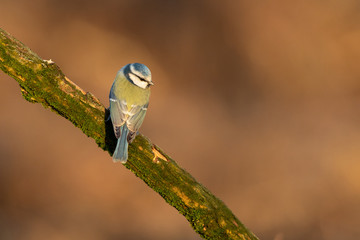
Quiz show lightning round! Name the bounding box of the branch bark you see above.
[0,27,258,240]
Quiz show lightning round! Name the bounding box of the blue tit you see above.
[109,63,154,163]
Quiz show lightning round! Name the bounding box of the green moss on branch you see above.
[0,27,258,240]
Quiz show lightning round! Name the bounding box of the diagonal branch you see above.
[0,27,258,240]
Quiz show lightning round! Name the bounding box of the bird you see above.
[109,63,153,163]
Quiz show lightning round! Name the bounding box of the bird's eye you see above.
[135,74,147,82]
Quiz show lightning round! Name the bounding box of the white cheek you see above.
[129,73,148,89]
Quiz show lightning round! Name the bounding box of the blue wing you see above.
[126,102,148,142]
[109,98,127,138]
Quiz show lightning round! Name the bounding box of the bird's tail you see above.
[113,125,129,163]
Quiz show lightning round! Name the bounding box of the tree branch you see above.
[0,27,258,240]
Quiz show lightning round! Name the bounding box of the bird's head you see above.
[124,63,154,89]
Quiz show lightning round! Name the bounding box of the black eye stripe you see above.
[134,73,147,82]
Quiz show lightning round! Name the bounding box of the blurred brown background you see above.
[1,0,360,239]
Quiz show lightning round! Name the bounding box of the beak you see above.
[149,81,154,86]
